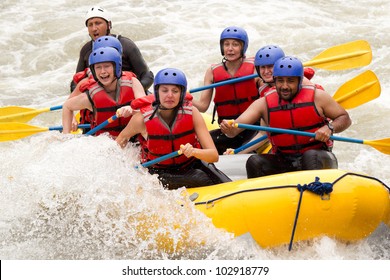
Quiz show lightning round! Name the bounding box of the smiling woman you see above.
[192,26,260,154]
[62,47,145,136]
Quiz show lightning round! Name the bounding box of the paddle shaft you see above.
[236,123,363,144]
[50,124,90,131]
[141,150,182,168]
[233,134,268,154]
[49,105,63,111]
[189,74,257,93]
[86,114,118,135]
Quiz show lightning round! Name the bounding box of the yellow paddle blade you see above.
[303,40,372,70]
[0,122,49,142]
[364,138,390,155]
[0,106,50,123]
[201,113,219,130]
[333,70,381,109]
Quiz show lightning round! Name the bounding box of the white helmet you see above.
[85,6,111,26]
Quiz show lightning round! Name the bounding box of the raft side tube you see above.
[189,169,390,248]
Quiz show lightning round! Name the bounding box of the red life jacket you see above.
[132,94,199,169]
[83,71,137,136]
[212,58,259,123]
[266,85,327,154]
[72,69,95,125]
[72,68,93,84]
[258,83,275,98]
[131,93,193,112]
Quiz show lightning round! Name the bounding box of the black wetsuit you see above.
[148,160,232,190]
[246,149,338,179]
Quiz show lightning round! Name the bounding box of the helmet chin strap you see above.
[158,105,173,110]
[106,20,111,35]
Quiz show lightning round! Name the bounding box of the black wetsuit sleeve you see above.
[70,41,93,92]
[76,41,93,72]
[119,36,154,91]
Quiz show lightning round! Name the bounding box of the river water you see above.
[0,0,389,261]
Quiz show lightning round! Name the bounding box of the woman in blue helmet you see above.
[62,47,145,136]
[192,26,260,155]
[254,45,320,97]
[221,56,352,178]
[70,35,124,96]
[254,45,285,98]
[116,68,231,189]
[69,35,126,132]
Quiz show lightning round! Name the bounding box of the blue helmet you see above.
[255,45,285,67]
[93,36,123,55]
[89,47,122,80]
[273,56,304,90]
[220,26,248,56]
[154,68,187,105]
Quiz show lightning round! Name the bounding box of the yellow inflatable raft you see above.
[187,169,390,248]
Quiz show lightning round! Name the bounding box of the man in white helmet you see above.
[71,6,154,93]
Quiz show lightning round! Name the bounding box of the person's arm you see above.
[116,112,146,148]
[314,88,352,141]
[191,67,214,112]
[180,107,219,163]
[131,77,147,99]
[62,93,93,133]
[120,37,154,91]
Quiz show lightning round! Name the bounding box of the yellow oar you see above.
[332,70,380,109]
[0,105,62,123]
[0,123,90,142]
[303,40,372,70]
[189,40,372,94]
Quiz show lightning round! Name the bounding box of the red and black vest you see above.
[212,59,258,123]
[266,85,327,154]
[83,72,137,136]
[132,94,200,169]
